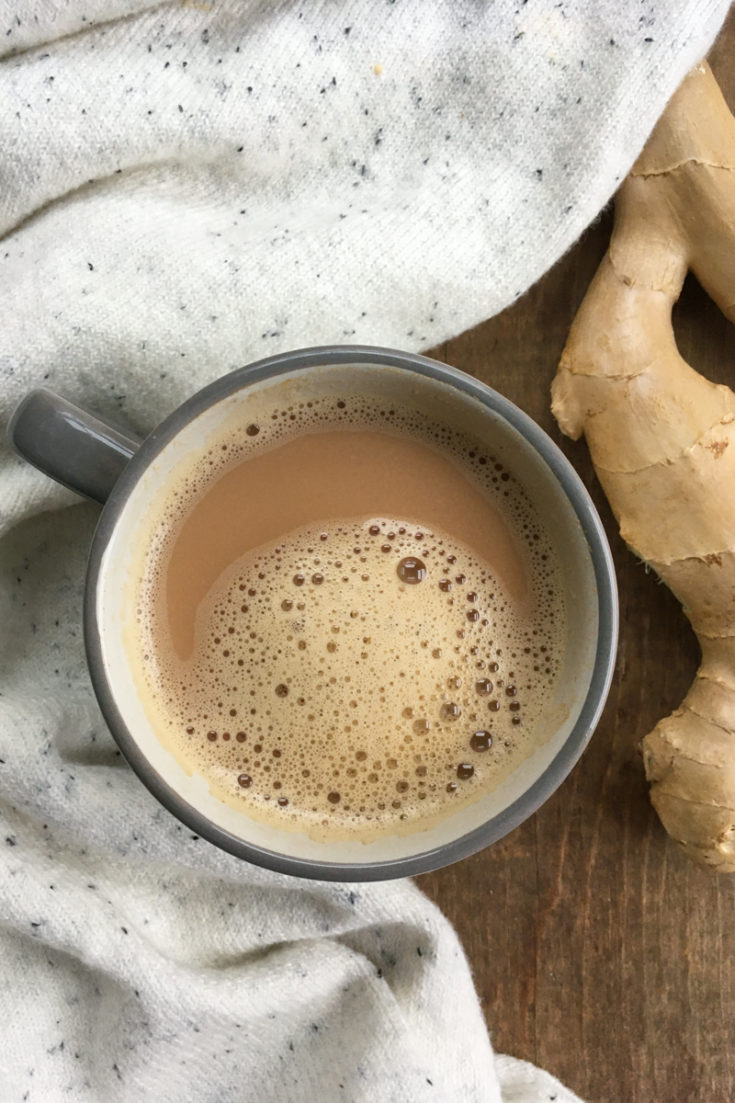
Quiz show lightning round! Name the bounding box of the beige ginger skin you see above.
[552,61,735,871]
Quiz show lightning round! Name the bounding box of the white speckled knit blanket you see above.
[0,2,728,1100]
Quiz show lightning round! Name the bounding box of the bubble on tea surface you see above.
[133,388,565,842]
[470,730,493,752]
[397,557,426,584]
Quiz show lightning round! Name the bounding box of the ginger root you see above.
[552,61,735,871]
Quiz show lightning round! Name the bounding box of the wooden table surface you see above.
[419,18,735,1103]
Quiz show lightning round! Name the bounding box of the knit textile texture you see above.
[0,2,728,1101]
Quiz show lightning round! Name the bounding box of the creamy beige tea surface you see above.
[128,389,565,840]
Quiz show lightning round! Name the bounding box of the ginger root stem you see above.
[552,62,735,871]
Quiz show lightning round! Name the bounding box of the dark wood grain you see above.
[419,16,735,1103]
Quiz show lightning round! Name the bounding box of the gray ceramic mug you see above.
[8,346,617,880]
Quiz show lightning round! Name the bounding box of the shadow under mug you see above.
[8,346,618,880]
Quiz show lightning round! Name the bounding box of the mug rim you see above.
[84,344,618,881]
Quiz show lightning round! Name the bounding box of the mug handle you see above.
[7,389,143,504]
